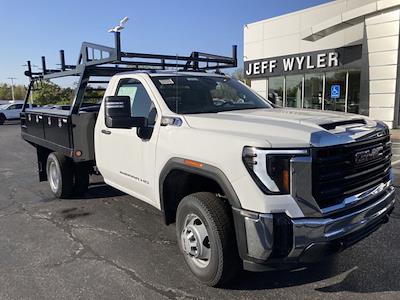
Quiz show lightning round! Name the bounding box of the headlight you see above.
[242,147,309,195]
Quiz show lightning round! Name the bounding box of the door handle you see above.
[101,129,112,135]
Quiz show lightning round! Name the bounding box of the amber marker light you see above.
[184,159,204,168]
[282,169,290,194]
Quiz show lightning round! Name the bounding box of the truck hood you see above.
[183,108,385,148]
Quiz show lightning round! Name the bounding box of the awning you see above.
[301,0,400,41]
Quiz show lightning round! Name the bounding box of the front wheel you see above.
[176,192,240,287]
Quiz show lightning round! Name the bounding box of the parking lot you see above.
[0,122,399,300]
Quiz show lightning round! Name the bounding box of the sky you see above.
[0,0,330,86]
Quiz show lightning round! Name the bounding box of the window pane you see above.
[268,76,284,107]
[347,70,362,115]
[286,75,303,108]
[304,74,323,110]
[324,71,346,112]
[152,76,271,114]
[117,79,156,121]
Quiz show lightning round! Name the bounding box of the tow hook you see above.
[382,214,390,224]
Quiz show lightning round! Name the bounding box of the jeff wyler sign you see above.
[244,46,362,79]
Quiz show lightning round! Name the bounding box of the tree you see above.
[0,83,11,100]
[231,68,250,86]
[0,83,27,100]
[32,81,74,105]
[14,85,27,100]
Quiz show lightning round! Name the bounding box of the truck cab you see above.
[20,32,395,287]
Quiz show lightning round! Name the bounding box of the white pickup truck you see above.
[21,33,395,286]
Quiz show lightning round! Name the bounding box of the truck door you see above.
[96,77,160,206]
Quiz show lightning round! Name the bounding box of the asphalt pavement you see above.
[0,122,399,300]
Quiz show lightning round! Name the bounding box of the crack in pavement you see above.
[76,256,203,300]
[108,200,177,246]
[23,209,200,300]
[118,212,176,245]
[0,187,18,211]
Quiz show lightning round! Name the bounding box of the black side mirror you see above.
[105,96,147,128]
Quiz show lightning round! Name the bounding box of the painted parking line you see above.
[392,159,400,166]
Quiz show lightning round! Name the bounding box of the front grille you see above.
[312,135,392,209]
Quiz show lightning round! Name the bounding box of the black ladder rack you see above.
[25,32,237,81]
[23,32,237,114]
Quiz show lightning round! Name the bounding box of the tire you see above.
[46,152,74,198]
[73,164,89,195]
[176,192,241,287]
[0,114,5,125]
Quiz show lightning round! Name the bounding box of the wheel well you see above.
[162,169,226,225]
[36,146,52,181]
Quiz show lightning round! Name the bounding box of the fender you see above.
[159,157,242,212]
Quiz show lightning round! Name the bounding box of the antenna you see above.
[108,16,129,33]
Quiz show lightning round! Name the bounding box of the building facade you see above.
[244,0,400,128]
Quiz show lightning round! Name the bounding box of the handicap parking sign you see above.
[331,84,341,99]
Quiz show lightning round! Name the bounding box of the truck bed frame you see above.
[21,32,237,178]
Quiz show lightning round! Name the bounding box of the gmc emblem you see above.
[354,146,383,164]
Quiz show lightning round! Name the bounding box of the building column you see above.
[365,8,400,129]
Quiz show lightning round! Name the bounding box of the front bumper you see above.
[233,185,396,272]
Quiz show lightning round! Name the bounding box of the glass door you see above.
[268,76,284,107]
[286,75,303,108]
[304,73,323,110]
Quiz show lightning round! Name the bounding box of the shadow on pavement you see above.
[73,182,126,200]
[226,258,343,290]
[225,252,400,294]
[1,120,21,126]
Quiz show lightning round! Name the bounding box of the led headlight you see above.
[242,147,309,195]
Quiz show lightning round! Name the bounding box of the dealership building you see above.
[244,0,400,128]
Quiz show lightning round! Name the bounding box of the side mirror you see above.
[105,96,147,129]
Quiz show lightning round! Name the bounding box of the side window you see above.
[116,78,157,125]
[15,104,23,109]
[7,105,16,110]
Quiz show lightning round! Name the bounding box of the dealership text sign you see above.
[243,46,362,79]
[245,52,338,77]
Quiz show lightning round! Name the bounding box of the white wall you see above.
[366,8,400,128]
[244,0,377,61]
[244,0,375,97]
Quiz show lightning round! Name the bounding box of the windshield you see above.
[151,75,272,114]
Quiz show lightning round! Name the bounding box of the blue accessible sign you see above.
[331,84,341,99]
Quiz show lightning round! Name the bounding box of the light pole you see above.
[7,77,17,101]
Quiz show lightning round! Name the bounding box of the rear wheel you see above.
[176,192,240,286]
[46,152,74,198]
[0,114,5,125]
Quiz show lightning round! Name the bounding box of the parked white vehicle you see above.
[0,101,37,125]
[21,34,396,287]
